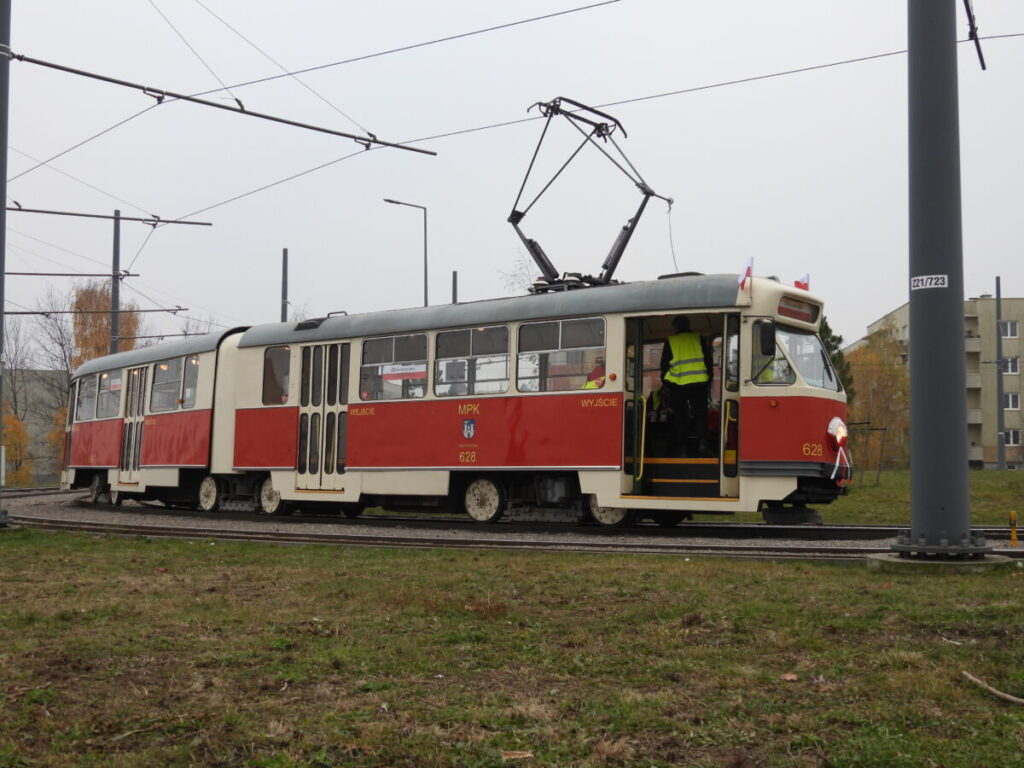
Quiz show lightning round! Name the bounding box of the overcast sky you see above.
[6,0,1023,348]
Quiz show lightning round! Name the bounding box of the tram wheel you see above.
[341,503,363,519]
[464,477,505,523]
[258,476,284,515]
[197,475,222,512]
[587,495,635,527]
[87,475,105,504]
[652,512,685,528]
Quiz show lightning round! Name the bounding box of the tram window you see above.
[435,326,509,396]
[517,317,606,392]
[327,345,339,406]
[360,333,428,400]
[75,375,98,421]
[311,346,324,407]
[725,316,740,393]
[339,344,350,405]
[182,356,200,409]
[776,326,842,392]
[751,321,796,386]
[96,370,122,419]
[151,358,184,411]
[300,347,312,407]
[262,346,290,405]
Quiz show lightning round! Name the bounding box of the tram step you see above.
[624,457,719,480]
[649,478,721,498]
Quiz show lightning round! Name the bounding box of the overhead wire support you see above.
[5,206,211,226]
[4,50,436,156]
[5,271,138,277]
[5,306,186,315]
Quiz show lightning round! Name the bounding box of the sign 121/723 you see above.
[911,274,948,290]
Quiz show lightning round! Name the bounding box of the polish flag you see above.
[738,256,753,290]
[795,273,810,291]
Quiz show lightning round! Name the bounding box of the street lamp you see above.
[383,198,428,307]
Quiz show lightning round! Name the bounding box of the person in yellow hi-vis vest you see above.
[660,316,712,457]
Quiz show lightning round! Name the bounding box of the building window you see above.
[1003,392,1020,410]
[360,334,428,400]
[96,370,122,419]
[435,326,509,397]
[1003,357,1019,375]
[262,346,291,405]
[999,320,1019,339]
[1006,429,1021,447]
[517,317,606,392]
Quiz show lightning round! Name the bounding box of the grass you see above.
[818,469,1023,527]
[2,528,1023,767]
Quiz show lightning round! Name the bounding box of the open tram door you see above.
[295,342,350,495]
[623,314,740,501]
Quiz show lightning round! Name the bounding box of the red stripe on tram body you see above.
[347,392,624,469]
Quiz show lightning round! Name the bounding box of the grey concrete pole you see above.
[996,277,1005,470]
[110,210,120,355]
[0,0,10,514]
[894,0,989,557]
[281,248,288,322]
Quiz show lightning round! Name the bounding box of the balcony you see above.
[967,409,983,424]
[966,372,981,389]
[968,445,984,462]
[964,336,981,353]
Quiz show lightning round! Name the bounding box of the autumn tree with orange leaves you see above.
[846,321,909,483]
[3,399,33,486]
[33,281,143,465]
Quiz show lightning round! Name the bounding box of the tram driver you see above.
[660,316,712,457]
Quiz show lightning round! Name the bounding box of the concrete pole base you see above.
[867,552,1017,574]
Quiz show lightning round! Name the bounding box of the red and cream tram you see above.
[61,273,850,525]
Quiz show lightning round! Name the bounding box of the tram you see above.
[60,273,850,525]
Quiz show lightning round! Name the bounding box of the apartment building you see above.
[861,294,1023,469]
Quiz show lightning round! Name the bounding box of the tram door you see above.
[623,315,741,499]
[296,343,350,491]
[119,366,147,485]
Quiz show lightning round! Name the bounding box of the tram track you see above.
[8,509,1023,562]
[68,499,1018,541]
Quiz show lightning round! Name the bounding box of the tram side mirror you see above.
[759,321,776,357]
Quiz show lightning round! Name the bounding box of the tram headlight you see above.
[827,416,848,450]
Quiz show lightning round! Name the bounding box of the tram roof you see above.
[73,328,248,378]
[238,273,744,349]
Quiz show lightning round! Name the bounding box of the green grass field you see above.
[2,515,1023,767]
[819,469,1023,527]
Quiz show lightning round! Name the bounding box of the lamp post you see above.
[383,198,428,307]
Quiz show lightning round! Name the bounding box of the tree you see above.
[846,321,909,483]
[820,316,855,405]
[3,398,33,486]
[71,279,143,367]
[2,317,32,421]
[32,281,144,468]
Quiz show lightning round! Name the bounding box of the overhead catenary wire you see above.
[190,0,370,135]
[147,0,245,109]
[5,0,621,184]
[4,52,436,156]
[9,146,154,215]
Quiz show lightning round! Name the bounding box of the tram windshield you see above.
[775,326,842,392]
